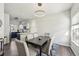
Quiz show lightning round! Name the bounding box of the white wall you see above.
[71,4,79,25]
[4,13,10,44]
[35,11,70,46]
[0,3,4,38]
[10,19,19,32]
[4,13,10,36]
[71,4,79,18]
[72,12,79,25]
[30,20,37,33]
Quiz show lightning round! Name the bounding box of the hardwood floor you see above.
[51,44,75,56]
[1,40,75,56]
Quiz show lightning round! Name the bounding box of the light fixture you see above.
[34,10,45,17]
[34,3,46,17]
[38,3,42,6]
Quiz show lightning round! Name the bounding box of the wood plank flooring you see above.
[51,44,75,56]
[0,40,75,56]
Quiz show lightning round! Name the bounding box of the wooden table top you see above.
[26,36,50,46]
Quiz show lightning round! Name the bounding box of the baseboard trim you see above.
[53,42,70,47]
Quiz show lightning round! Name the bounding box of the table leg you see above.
[1,41,2,50]
[39,47,42,56]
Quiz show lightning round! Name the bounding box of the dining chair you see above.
[25,33,39,51]
[32,32,39,38]
[0,51,4,56]
[15,39,37,56]
[41,36,55,56]
[15,39,29,56]
[26,33,34,40]
[44,33,50,37]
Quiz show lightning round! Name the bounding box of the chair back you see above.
[41,36,54,55]
[15,39,29,56]
[33,32,39,38]
[26,33,33,40]
[44,33,50,37]
[48,36,55,55]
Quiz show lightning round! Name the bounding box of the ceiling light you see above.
[34,3,46,17]
[38,3,42,6]
[34,10,45,17]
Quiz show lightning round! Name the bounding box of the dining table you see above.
[26,36,50,56]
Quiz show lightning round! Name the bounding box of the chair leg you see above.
[0,51,4,56]
[50,49,52,56]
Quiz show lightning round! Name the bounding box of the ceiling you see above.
[4,3,72,19]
